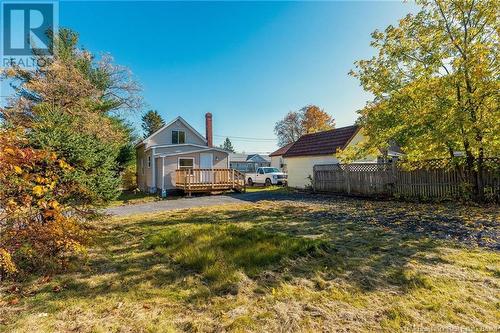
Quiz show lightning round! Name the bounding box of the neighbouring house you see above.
[283,125,379,188]
[136,113,231,193]
[269,142,294,172]
[229,153,271,173]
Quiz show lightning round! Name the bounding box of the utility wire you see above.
[214,134,276,141]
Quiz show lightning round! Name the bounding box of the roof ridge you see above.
[283,124,359,158]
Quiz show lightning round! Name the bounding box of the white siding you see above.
[270,156,281,169]
[155,145,210,155]
[154,151,229,190]
[285,155,339,189]
[344,130,378,163]
[147,119,206,148]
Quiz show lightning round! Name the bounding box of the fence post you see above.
[390,160,396,196]
[312,166,316,192]
[346,165,351,195]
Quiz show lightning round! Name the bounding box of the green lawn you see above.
[1,199,499,332]
[244,185,290,193]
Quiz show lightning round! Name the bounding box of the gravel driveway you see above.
[105,191,309,217]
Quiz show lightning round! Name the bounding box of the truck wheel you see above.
[248,178,253,186]
[265,178,272,187]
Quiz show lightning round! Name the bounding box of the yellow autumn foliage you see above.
[0,249,17,275]
[13,166,22,174]
[0,128,88,278]
[32,185,45,197]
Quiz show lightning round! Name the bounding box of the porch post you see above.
[161,156,165,196]
[151,147,156,193]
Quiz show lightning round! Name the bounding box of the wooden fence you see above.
[313,159,500,201]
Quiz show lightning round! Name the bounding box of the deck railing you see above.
[175,168,246,194]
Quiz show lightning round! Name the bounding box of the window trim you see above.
[178,157,195,169]
[172,130,186,144]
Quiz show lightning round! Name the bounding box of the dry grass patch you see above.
[1,199,498,332]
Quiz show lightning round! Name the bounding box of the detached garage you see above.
[283,125,376,188]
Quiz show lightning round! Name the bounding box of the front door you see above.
[200,153,213,183]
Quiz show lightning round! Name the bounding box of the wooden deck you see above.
[175,168,246,194]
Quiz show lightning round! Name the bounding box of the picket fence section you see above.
[313,159,500,201]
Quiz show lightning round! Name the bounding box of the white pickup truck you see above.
[246,167,288,186]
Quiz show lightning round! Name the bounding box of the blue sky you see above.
[5,1,417,153]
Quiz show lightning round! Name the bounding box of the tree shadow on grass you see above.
[33,204,444,301]
[6,198,489,327]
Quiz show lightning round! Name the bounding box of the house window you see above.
[178,158,194,170]
[148,156,151,168]
[172,130,186,144]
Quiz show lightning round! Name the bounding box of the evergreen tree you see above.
[142,110,165,138]
[221,137,235,152]
[2,28,141,205]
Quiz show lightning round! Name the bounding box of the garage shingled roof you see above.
[269,142,294,157]
[283,125,359,158]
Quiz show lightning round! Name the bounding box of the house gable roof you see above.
[269,142,294,157]
[283,125,359,158]
[136,116,207,147]
[229,153,249,162]
[229,153,270,163]
[247,154,269,163]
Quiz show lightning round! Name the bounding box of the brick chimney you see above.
[205,112,213,147]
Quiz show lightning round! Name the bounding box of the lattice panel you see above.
[398,157,500,171]
[340,163,393,172]
[313,158,499,173]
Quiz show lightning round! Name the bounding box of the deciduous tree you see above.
[350,0,499,200]
[274,111,303,147]
[301,105,335,134]
[0,129,88,278]
[274,105,335,146]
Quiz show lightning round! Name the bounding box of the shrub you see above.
[0,130,88,279]
[121,163,137,191]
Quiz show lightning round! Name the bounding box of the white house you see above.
[229,153,271,173]
[269,142,293,172]
[283,125,377,188]
[135,113,230,193]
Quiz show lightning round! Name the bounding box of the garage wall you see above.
[343,130,378,163]
[271,156,285,171]
[285,155,339,189]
